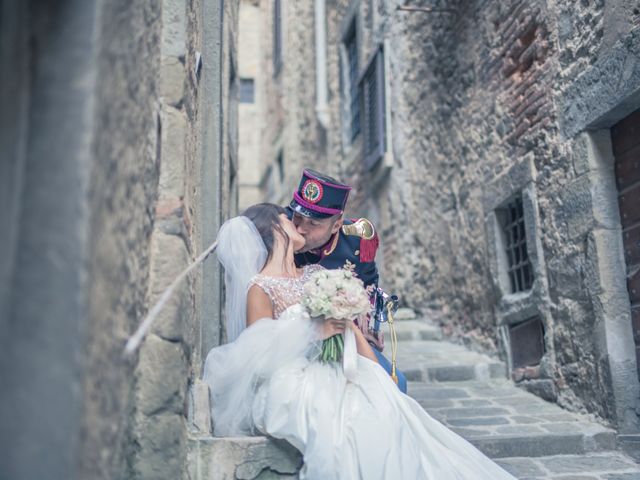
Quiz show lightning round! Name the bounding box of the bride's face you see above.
[279,214,306,253]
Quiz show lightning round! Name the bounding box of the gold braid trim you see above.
[387,302,399,385]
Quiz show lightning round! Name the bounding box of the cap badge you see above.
[301,179,323,204]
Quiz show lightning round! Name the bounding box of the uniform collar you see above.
[319,231,340,258]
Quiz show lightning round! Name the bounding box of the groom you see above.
[287,169,407,393]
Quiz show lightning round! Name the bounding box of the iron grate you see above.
[502,195,533,293]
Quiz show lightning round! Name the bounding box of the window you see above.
[501,195,533,293]
[239,78,254,103]
[344,21,360,142]
[273,0,282,75]
[509,317,545,369]
[276,150,284,183]
[228,55,238,154]
[360,47,385,169]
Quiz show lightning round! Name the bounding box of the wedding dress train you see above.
[203,265,516,480]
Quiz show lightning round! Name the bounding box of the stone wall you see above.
[132,0,239,477]
[0,0,238,478]
[261,0,640,431]
[238,0,267,211]
[258,0,331,205]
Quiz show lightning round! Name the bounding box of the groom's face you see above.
[293,213,343,253]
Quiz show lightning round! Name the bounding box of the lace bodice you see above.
[250,264,324,318]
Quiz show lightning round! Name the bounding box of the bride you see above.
[203,203,516,480]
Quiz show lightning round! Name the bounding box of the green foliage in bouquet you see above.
[321,333,344,363]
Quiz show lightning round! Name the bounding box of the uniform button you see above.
[355,250,360,255]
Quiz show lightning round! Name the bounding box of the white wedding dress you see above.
[203,263,516,480]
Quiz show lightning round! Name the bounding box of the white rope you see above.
[123,240,218,357]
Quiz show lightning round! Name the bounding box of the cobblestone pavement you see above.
[395,312,640,479]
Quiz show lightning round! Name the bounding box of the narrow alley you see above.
[1,0,640,479]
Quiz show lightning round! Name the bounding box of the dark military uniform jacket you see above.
[293,218,379,289]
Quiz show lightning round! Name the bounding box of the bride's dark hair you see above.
[242,203,290,262]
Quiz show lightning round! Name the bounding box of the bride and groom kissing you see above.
[203,169,516,479]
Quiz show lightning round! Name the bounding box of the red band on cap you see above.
[293,192,343,215]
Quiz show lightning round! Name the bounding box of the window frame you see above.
[272,0,283,76]
[342,19,360,143]
[359,45,386,170]
[239,78,255,104]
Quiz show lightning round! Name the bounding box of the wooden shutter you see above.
[273,0,282,74]
[360,47,385,170]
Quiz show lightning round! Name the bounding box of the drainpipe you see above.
[314,0,330,129]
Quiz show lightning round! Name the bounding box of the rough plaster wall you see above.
[77,1,162,478]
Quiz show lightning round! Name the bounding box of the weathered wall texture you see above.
[133,0,239,478]
[238,0,267,211]
[81,1,163,478]
[0,0,238,478]
[261,0,640,431]
[258,0,331,205]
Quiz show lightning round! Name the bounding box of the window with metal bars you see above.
[360,46,385,169]
[501,195,533,293]
[273,0,282,75]
[343,21,360,142]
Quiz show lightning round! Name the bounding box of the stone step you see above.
[392,319,443,341]
[495,452,640,479]
[188,436,301,480]
[407,380,618,459]
[396,340,507,382]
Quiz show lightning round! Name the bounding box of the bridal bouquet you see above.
[301,263,372,363]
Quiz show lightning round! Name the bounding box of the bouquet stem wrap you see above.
[342,327,357,381]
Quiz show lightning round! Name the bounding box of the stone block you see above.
[195,436,302,480]
[149,230,190,341]
[561,175,595,240]
[495,457,546,477]
[603,474,640,480]
[160,56,186,106]
[585,229,631,297]
[448,416,510,427]
[516,379,558,402]
[159,106,187,198]
[407,385,470,399]
[618,434,640,462]
[428,365,476,382]
[136,334,187,416]
[470,433,586,458]
[572,131,616,177]
[438,406,511,419]
[542,453,637,474]
[547,252,588,300]
[162,0,187,59]
[190,379,212,435]
[560,29,640,138]
[135,412,187,479]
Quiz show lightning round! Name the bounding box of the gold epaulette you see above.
[341,218,376,240]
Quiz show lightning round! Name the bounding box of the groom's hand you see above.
[322,318,348,339]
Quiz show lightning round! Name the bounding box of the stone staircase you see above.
[188,311,640,479]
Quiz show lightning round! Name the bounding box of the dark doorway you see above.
[612,108,640,380]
